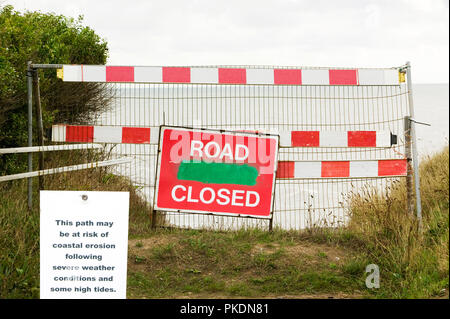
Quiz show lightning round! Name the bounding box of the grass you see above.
[0,146,448,298]
[343,146,449,298]
[126,228,363,298]
[0,149,155,298]
[0,181,40,298]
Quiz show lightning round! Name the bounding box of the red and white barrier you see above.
[52,125,396,148]
[51,125,405,178]
[279,130,394,148]
[276,159,407,179]
[51,125,159,144]
[60,65,401,86]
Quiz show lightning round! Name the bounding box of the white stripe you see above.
[93,126,122,143]
[191,68,218,83]
[246,69,274,84]
[83,65,106,82]
[0,158,132,182]
[150,127,160,144]
[301,69,329,85]
[357,69,385,85]
[62,65,82,82]
[0,144,102,154]
[279,131,292,147]
[350,161,378,177]
[320,131,347,147]
[134,66,162,83]
[294,161,322,178]
[52,125,66,142]
[376,131,391,147]
[384,69,399,85]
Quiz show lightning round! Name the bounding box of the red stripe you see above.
[274,69,302,85]
[218,68,246,84]
[276,161,295,178]
[106,66,134,82]
[378,159,407,176]
[347,131,376,147]
[66,125,93,142]
[321,161,350,177]
[329,70,357,85]
[162,67,190,83]
[291,131,319,147]
[122,127,151,144]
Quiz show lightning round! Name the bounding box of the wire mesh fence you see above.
[46,65,411,231]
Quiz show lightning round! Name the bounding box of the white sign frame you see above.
[40,190,129,299]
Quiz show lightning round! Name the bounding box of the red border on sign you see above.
[153,127,279,218]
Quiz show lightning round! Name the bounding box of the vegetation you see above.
[127,228,364,298]
[0,4,110,174]
[0,6,148,298]
[1,146,447,299]
[344,146,449,298]
[0,159,152,298]
[0,4,447,300]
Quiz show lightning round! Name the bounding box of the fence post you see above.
[405,62,423,228]
[404,116,414,216]
[33,69,45,190]
[151,210,158,229]
[27,61,33,210]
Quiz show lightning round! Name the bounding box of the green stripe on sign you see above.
[177,160,258,186]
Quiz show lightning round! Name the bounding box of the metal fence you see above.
[26,63,418,231]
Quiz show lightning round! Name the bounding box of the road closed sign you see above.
[154,127,279,218]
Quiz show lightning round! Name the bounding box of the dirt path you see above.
[126,231,366,299]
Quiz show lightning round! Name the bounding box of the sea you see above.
[411,84,449,157]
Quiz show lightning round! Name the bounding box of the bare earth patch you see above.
[161,292,364,299]
[127,232,364,299]
[252,242,348,262]
[129,235,177,251]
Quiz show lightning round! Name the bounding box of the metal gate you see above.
[25,63,420,231]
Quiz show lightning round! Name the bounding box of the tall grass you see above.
[0,146,448,298]
[0,149,157,298]
[347,146,449,298]
[0,179,40,298]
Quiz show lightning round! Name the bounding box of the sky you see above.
[3,0,449,83]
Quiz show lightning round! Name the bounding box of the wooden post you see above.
[405,62,423,229]
[404,116,414,216]
[151,209,158,229]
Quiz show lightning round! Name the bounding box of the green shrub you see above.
[0,5,110,174]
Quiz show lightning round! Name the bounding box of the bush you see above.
[0,5,110,174]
